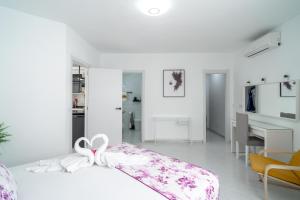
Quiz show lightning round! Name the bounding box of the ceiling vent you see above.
[245,32,281,58]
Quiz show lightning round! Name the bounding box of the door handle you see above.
[115,107,122,110]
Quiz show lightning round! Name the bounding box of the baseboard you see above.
[190,139,204,143]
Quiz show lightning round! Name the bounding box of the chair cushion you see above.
[250,154,300,186]
[289,150,300,178]
[250,154,286,173]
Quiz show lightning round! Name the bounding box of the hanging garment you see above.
[247,86,256,112]
[129,112,135,130]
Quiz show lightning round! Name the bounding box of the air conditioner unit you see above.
[245,32,281,58]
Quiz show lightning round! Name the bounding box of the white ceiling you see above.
[1,0,300,53]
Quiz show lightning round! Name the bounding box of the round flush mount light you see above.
[148,8,161,15]
[137,0,171,16]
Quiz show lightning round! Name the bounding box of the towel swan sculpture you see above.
[26,134,150,173]
[74,134,109,167]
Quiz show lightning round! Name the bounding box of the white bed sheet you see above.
[10,163,165,200]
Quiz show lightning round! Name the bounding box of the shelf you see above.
[72,108,85,111]
[72,93,85,95]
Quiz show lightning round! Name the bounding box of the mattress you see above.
[10,144,219,200]
[10,164,164,200]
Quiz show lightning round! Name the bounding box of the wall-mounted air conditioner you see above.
[245,32,281,58]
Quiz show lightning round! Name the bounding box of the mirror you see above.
[245,80,298,120]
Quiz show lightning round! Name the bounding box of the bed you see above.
[10,144,219,200]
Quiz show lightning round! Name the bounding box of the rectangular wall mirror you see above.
[244,80,299,120]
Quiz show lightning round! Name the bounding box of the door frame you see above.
[202,69,231,143]
[73,64,89,139]
[122,69,146,142]
[70,57,90,150]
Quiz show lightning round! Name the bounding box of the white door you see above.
[88,68,122,145]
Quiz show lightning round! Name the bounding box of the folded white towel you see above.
[97,152,150,168]
[26,154,91,173]
[26,159,63,173]
[60,154,91,173]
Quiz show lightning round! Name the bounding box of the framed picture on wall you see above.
[280,81,296,97]
[163,69,185,97]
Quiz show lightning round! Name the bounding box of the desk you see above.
[152,115,191,143]
[231,120,293,157]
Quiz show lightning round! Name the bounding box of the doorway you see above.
[204,71,229,143]
[72,62,88,148]
[122,72,143,144]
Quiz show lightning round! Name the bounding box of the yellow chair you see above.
[250,150,300,200]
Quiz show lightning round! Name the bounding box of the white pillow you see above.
[0,163,17,200]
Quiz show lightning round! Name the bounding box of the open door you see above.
[87,68,122,145]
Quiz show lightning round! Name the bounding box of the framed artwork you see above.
[163,69,185,97]
[280,81,296,97]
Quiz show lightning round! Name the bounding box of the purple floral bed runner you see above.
[109,144,219,200]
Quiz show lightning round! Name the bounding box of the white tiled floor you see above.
[122,128,141,145]
[139,131,300,200]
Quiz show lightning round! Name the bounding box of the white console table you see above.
[231,119,293,157]
[152,115,191,143]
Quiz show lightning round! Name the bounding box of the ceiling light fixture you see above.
[148,8,161,15]
[137,0,171,16]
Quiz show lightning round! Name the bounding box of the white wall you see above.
[0,7,100,166]
[234,14,300,150]
[100,53,235,141]
[207,74,226,136]
[66,27,100,67]
[0,7,68,166]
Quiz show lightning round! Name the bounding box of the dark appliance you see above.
[72,113,85,148]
